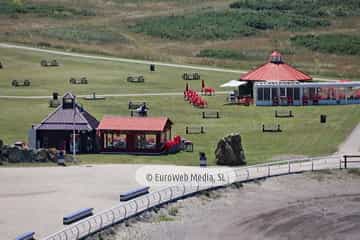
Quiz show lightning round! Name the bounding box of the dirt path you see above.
[0,91,229,99]
[107,170,360,240]
[337,123,360,154]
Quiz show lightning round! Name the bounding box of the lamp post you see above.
[73,97,76,161]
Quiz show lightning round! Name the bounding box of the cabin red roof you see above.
[97,116,172,132]
[240,51,312,82]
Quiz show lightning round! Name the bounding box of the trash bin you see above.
[150,64,155,72]
[199,152,207,167]
[53,92,58,100]
[320,114,327,123]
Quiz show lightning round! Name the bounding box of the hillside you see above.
[1,0,360,79]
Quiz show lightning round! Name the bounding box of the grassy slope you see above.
[0,48,359,166]
[0,0,360,79]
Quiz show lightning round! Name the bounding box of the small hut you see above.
[29,92,99,153]
[97,116,173,154]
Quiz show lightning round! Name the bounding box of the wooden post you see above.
[201,126,204,134]
[262,124,265,132]
[344,155,347,169]
[288,160,291,173]
[202,112,205,119]
[186,127,189,134]
[216,112,219,118]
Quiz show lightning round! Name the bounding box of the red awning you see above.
[240,51,312,82]
[97,116,172,132]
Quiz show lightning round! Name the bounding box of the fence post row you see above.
[41,155,351,240]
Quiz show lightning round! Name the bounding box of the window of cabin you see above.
[136,134,157,150]
[113,133,127,149]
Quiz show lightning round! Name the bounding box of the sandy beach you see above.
[100,170,360,240]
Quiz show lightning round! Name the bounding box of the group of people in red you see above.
[163,135,182,153]
[183,80,215,108]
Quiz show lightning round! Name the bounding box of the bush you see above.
[0,0,96,18]
[130,10,329,40]
[230,0,360,18]
[290,34,360,55]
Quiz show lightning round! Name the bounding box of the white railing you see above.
[41,155,355,240]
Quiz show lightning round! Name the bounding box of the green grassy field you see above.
[1,0,360,79]
[0,48,359,166]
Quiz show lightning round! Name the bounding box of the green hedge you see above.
[230,0,360,17]
[130,10,329,40]
[0,0,95,18]
[290,34,360,55]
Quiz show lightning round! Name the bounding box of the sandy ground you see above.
[0,164,144,239]
[337,123,360,154]
[104,170,360,240]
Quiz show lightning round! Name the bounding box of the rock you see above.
[8,146,25,163]
[36,149,50,162]
[215,133,246,166]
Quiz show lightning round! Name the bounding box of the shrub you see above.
[290,34,360,55]
[230,0,360,18]
[0,0,96,18]
[130,10,329,40]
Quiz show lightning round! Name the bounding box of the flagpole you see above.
[73,97,76,161]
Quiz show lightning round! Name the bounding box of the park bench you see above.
[12,79,31,87]
[182,72,200,80]
[186,125,206,134]
[63,208,94,225]
[120,186,150,201]
[128,101,147,110]
[202,111,220,119]
[130,110,148,117]
[16,232,35,240]
[69,77,88,84]
[127,75,145,83]
[262,124,282,133]
[275,110,293,118]
[40,59,59,67]
[83,92,106,101]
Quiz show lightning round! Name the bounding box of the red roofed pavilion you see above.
[97,116,173,153]
[241,51,312,82]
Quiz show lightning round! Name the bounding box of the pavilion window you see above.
[280,88,286,97]
[294,88,300,100]
[257,88,264,101]
[264,88,270,101]
[271,88,278,99]
[287,88,294,98]
[136,134,157,150]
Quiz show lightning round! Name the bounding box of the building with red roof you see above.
[97,116,173,153]
[236,51,312,98]
[240,51,312,82]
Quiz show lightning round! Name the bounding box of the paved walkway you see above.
[0,91,230,99]
[337,123,360,154]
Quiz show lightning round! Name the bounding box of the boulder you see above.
[36,149,50,162]
[8,146,25,163]
[215,133,246,166]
